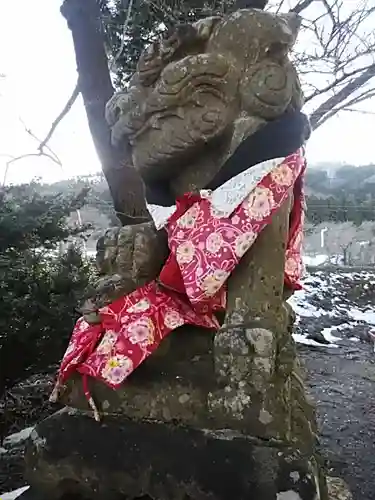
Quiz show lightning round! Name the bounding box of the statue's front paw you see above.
[97,222,168,280]
[83,223,169,319]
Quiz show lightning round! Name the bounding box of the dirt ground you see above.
[301,337,375,500]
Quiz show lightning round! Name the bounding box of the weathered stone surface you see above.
[208,195,295,439]
[106,9,303,195]
[326,477,353,500]
[81,222,168,317]
[25,409,324,500]
[61,325,217,426]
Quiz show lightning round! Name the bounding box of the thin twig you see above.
[342,107,375,115]
[290,0,316,15]
[275,0,287,14]
[18,117,62,166]
[38,82,80,152]
[2,152,62,186]
[305,63,375,102]
[110,0,135,72]
[310,63,375,129]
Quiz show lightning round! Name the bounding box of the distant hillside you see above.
[305,163,375,225]
[48,163,375,226]
[306,163,375,194]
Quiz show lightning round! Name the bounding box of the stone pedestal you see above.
[25,408,325,500]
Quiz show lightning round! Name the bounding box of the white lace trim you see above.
[146,204,176,230]
[147,157,285,229]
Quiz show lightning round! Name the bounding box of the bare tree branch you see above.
[2,152,61,187]
[1,114,65,186]
[275,0,287,14]
[310,87,375,127]
[38,81,80,152]
[18,117,62,166]
[109,0,135,72]
[343,106,375,115]
[305,63,375,102]
[310,63,375,129]
[290,0,316,15]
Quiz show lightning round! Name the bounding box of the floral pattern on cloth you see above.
[50,150,306,418]
[158,151,306,311]
[284,163,306,289]
[53,281,219,393]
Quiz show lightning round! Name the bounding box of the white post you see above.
[76,209,87,256]
[320,227,328,249]
[76,209,82,226]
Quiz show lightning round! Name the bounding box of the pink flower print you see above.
[292,230,303,250]
[196,267,203,277]
[163,309,185,329]
[63,341,76,357]
[176,241,195,265]
[126,317,155,346]
[245,186,275,221]
[271,162,294,186]
[127,299,150,313]
[234,231,256,258]
[285,255,301,277]
[77,317,90,332]
[96,330,118,355]
[101,355,133,385]
[200,269,230,297]
[206,232,223,254]
[177,205,199,228]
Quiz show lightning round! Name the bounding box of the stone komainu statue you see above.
[24,6,331,500]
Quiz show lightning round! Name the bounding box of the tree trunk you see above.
[60,0,147,225]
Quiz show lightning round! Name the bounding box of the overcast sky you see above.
[1,0,375,186]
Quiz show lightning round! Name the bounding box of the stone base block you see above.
[25,408,325,500]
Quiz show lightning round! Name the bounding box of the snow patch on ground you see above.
[349,308,375,325]
[2,427,34,449]
[320,327,342,343]
[289,268,375,348]
[292,333,339,348]
[303,254,329,266]
[0,486,30,499]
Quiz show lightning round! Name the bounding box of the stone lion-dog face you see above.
[106,8,303,188]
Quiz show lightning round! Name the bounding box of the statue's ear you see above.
[302,114,312,141]
[280,12,302,45]
[234,0,268,10]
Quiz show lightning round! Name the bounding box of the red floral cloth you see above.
[159,151,305,312]
[51,151,306,411]
[76,282,219,387]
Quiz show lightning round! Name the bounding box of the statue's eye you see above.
[113,106,121,121]
[266,42,288,61]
